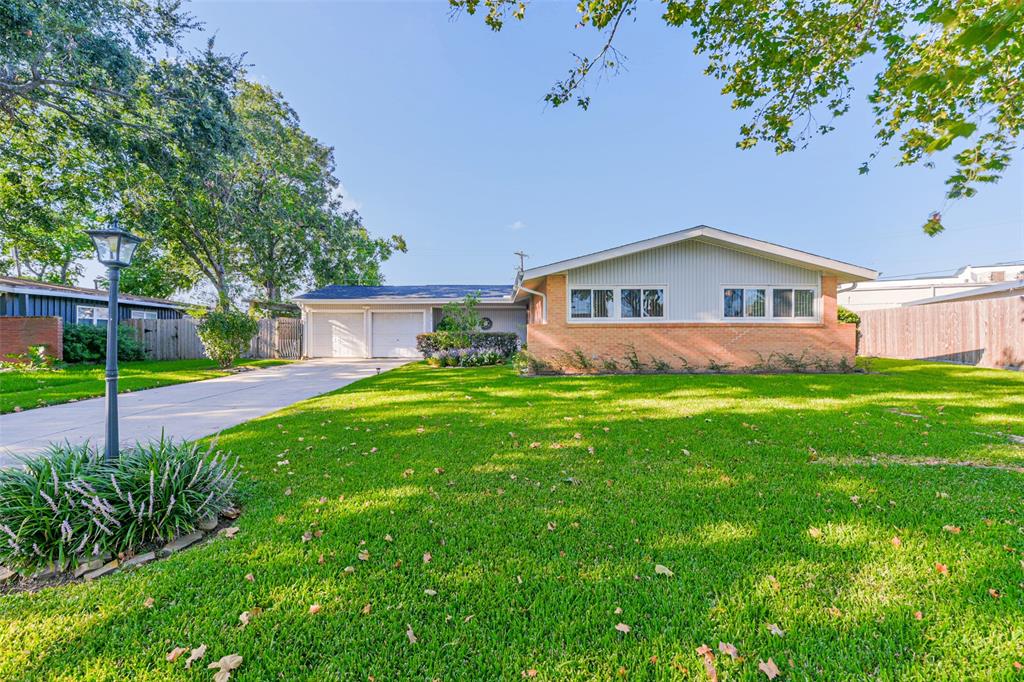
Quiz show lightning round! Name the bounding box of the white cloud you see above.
[332,182,363,212]
[508,220,527,231]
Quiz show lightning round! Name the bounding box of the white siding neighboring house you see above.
[838,261,1024,311]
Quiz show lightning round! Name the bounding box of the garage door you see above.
[308,312,365,357]
[371,312,423,358]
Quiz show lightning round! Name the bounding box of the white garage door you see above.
[308,312,365,357]
[371,312,423,358]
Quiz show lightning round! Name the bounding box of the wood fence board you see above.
[123,317,302,361]
[858,296,1023,370]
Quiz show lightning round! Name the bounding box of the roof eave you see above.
[293,296,519,306]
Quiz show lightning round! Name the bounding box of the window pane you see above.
[570,289,592,318]
[643,289,664,317]
[744,289,766,317]
[621,289,641,318]
[593,289,613,318]
[723,288,744,317]
[773,289,793,317]
[794,289,814,317]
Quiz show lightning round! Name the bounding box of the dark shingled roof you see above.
[295,284,513,301]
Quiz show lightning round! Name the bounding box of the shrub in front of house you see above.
[0,438,239,575]
[62,323,147,364]
[426,348,506,368]
[194,309,259,368]
[416,332,519,359]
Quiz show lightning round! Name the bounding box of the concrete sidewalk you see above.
[0,358,408,466]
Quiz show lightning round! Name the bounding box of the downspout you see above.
[516,284,547,324]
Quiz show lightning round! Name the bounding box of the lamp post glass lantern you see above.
[86,220,143,461]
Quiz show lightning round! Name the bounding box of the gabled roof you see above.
[903,278,1024,306]
[0,276,189,310]
[294,284,514,303]
[519,225,879,283]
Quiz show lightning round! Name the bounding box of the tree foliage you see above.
[451,0,1023,233]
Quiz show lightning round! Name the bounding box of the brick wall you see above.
[526,274,856,370]
[0,316,63,362]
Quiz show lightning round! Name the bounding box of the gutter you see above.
[515,284,547,324]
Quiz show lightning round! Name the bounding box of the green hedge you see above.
[63,323,147,364]
[415,332,519,358]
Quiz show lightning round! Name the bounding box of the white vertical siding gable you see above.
[567,238,821,321]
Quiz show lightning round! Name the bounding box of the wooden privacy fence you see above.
[123,317,303,361]
[858,296,1023,370]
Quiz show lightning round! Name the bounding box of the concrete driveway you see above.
[0,358,409,466]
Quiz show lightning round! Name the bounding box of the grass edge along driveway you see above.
[0,358,1021,680]
[1,358,291,414]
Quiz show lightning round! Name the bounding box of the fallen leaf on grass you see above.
[758,658,780,679]
[423,552,432,564]
[424,589,437,596]
[766,575,780,591]
[826,606,842,618]
[358,550,369,561]
[695,644,718,682]
[208,653,243,682]
[143,597,155,609]
[615,623,631,634]
[546,521,557,532]
[718,642,739,660]
[309,604,321,614]
[185,644,207,669]
[402,468,414,478]
[522,670,538,678]
[244,573,254,582]
[654,564,674,577]
[433,467,445,474]
[808,527,822,539]
[989,588,1002,599]
[406,624,418,644]
[361,603,372,615]
[942,525,961,534]
[935,562,949,575]
[914,611,923,620]
[222,527,240,538]
[767,623,785,637]
[891,536,902,548]
[384,534,393,542]
[166,647,188,662]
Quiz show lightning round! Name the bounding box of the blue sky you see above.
[174,0,1022,287]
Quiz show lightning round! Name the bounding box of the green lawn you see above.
[0,359,291,414]
[1,359,1022,680]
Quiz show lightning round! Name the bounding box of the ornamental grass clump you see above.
[0,438,239,575]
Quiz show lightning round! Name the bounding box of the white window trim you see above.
[76,305,110,325]
[719,285,820,323]
[566,285,668,323]
[130,310,158,320]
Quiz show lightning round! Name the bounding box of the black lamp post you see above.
[86,220,143,462]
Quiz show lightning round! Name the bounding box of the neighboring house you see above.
[902,278,1024,306]
[838,260,1024,311]
[294,226,878,365]
[0,276,188,325]
[293,285,527,359]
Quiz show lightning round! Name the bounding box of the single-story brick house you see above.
[0,276,187,325]
[294,226,878,364]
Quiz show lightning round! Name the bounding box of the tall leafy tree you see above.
[309,211,407,290]
[1,0,243,287]
[451,0,1023,233]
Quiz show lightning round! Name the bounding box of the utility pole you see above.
[514,251,529,273]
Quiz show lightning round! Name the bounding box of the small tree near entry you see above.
[194,310,259,368]
[435,293,482,334]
